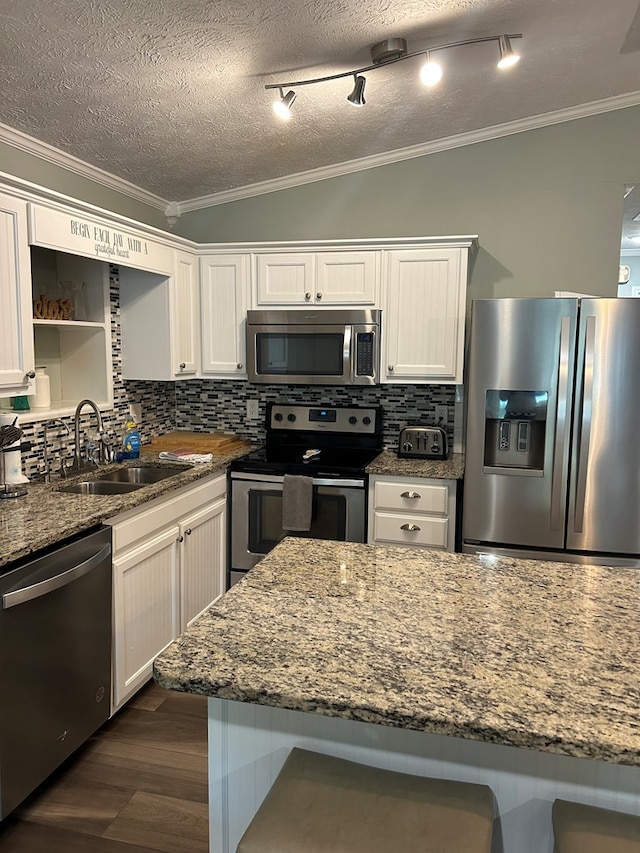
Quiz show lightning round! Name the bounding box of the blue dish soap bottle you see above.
[121,419,140,460]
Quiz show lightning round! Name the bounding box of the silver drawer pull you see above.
[400,523,421,532]
[400,491,421,499]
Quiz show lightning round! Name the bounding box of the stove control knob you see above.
[274,413,283,421]
[349,416,357,425]
[287,413,296,422]
[363,416,371,425]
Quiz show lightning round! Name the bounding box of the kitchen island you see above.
[154,538,640,853]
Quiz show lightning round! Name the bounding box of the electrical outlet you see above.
[246,400,259,420]
[129,402,142,423]
[435,405,448,425]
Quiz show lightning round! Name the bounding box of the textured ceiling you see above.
[1,0,640,204]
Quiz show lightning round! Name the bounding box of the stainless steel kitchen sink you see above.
[56,466,188,495]
[94,465,187,485]
[57,480,143,495]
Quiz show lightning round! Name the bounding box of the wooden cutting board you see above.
[150,431,251,454]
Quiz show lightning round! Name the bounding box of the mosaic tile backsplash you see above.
[175,381,455,449]
[13,265,456,479]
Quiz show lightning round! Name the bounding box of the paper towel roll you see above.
[0,414,28,484]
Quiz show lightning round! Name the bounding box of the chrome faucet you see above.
[71,399,104,473]
[41,418,71,482]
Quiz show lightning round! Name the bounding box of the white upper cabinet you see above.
[171,249,199,377]
[120,248,199,381]
[200,254,250,379]
[315,252,379,304]
[382,247,469,385]
[255,251,378,306]
[255,253,315,304]
[0,194,35,396]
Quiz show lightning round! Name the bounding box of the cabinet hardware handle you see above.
[179,362,186,370]
[388,365,394,371]
[176,535,184,543]
[185,528,192,535]
[26,370,36,379]
[305,292,312,300]
[400,491,421,499]
[237,363,243,369]
[316,292,322,300]
[400,523,421,532]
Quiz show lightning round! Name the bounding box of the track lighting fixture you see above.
[266,33,522,116]
[419,50,443,87]
[273,88,296,120]
[497,35,520,69]
[347,75,367,107]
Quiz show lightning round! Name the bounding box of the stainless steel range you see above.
[228,403,383,587]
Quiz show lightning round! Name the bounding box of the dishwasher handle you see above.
[2,544,111,609]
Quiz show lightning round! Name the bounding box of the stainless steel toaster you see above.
[398,426,448,460]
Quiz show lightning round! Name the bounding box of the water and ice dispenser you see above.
[483,390,547,472]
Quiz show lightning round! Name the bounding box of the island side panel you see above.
[208,698,640,853]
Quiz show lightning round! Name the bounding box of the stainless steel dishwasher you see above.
[0,525,112,819]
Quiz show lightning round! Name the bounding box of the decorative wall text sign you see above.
[29,205,173,274]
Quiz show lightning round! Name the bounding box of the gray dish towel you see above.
[282,474,313,531]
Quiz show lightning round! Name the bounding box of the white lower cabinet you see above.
[368,475,457,551]
[109,472,226,712]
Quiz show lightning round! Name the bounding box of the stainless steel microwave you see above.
[246,309,381,385]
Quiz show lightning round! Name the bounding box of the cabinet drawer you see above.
[373,512,448,548]
[373,481,449,514]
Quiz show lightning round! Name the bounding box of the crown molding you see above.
[0,121,168,211]
[178,91,640,213]
[3,90,640,218]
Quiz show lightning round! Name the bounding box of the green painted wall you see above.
[177,107,640,299]
[0,141,168,230]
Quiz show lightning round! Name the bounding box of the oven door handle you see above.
[230,471,365,488]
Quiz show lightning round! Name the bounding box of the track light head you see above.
[347,75,366,107]
[419,51,443,87]
[497,35,520,69]
[273,89,296,120]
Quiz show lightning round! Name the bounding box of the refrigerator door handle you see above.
[573,315,596,534]
[550,316,572,531]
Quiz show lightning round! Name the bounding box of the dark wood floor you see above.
[0,681,209,852]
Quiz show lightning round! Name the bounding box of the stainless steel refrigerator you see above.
[462,297,640,565]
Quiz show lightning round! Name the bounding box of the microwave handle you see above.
[343,325,352,379]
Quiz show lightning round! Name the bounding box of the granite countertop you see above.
[0,444,257,569]
[154,537,640,766]
[366,450,465,479]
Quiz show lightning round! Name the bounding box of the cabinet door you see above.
[179,496,226,629]
[112,527,180,710]
[0,194,35,394]
[255,253,315,304]
[201,254,249,378]
[383,249,467,384]
[172,249,199,376]
[316,252,379,305]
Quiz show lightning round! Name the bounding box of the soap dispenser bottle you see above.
[121,419,140,460]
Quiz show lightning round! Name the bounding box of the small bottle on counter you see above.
[32,366,51,409]
[119,419,140,461]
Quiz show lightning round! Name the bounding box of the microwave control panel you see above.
[355,332,375,377]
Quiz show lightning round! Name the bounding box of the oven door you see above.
[247,323,352,385]
[229,472,366,581]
